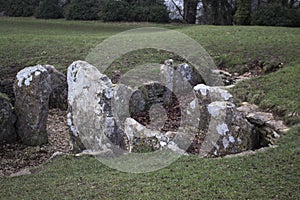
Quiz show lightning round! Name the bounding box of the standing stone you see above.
[0,93,17,144]
[14,65,52,146]
[194,84,259,156]
[176,63,205,87]
[67,61,126,153]
[44,65,68,110]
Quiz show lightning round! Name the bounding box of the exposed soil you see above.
[0,109,70,177]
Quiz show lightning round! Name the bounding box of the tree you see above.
[199,0,236,25]
[234,0,251,25]
[251,2,300,27]
[100,0,129,21]
[100,0,169,22]
[64,0,101,20]
[183,0,198,23]
[4,0,40,17]
[35,0,63,19]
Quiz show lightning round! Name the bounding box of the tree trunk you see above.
[184,0,198,24]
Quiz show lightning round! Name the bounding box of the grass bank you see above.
[1,126,299,199]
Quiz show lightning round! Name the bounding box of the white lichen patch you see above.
[220,89,232,101]
[194,84,208,96]
[104,88,114,99]
[229,136,235,143]
[208,101,226,117]
[67,113,78,137]
[216,123,229,136]
[16,65,47,87]
[223,137,229,149]
[190,100,196,109]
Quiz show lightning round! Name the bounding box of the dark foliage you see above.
[4,0,40,17]
[64,0,101,20]
[35,0,63,19]
[100,0,169,22]
[251,4,300,27]
[234,0,252,25]
[100,0,130,21]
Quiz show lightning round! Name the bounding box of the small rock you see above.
[246,112,274,126]
[237,102,259,114]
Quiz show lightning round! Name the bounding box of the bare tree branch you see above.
[170,0,187,22]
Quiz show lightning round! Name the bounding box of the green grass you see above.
[0,17,299,199]
[1,126,299,199]
[1,18,300,78]
[230,63,300,125]
[180,26,300,72]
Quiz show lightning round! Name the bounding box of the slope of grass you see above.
[0,17,177,79]
[230,63,300,125]
[180,26,300,73]
[0,126,299,199]
[1,18,300,78]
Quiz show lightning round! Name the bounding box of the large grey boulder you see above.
[67,61,126,153]
[14,65,52,146]
[0,93,17,144]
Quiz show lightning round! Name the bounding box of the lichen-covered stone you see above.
[124,118,189,154]
[0,93,17,144]
[194,84,259,156]
[44,65,68,110]
[14,65,52,146]
[246,111,289,146]
[67,61,126,153]
[176,63,205,87]
[124,117,163,153]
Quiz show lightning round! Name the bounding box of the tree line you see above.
[0,0,299,26]
[0,0,169,22]
[180,0,300,26]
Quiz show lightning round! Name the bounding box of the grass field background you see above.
[0,17,299,199]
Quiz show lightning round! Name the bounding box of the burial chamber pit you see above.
[66,60,285,157]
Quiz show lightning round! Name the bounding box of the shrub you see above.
[64,0,101,20]
[99,0,129,22]
[100,0,169,22]
[234,0,252,25]
[4,0,39,17]
[146,5,169,23]
[35,0,63,19]
[251,4,300,27]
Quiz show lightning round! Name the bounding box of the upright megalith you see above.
[67,61,126,153]
[44,65,68,110]
[194,84,259,156]
[0,93,17,144]
[14,65,52,146]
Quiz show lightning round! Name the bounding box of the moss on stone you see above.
[0,92,10,101]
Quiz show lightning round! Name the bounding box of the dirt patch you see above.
[0,109,70,177]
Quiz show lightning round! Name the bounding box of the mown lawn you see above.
[1,126,299,199]
[0,17,299,199]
